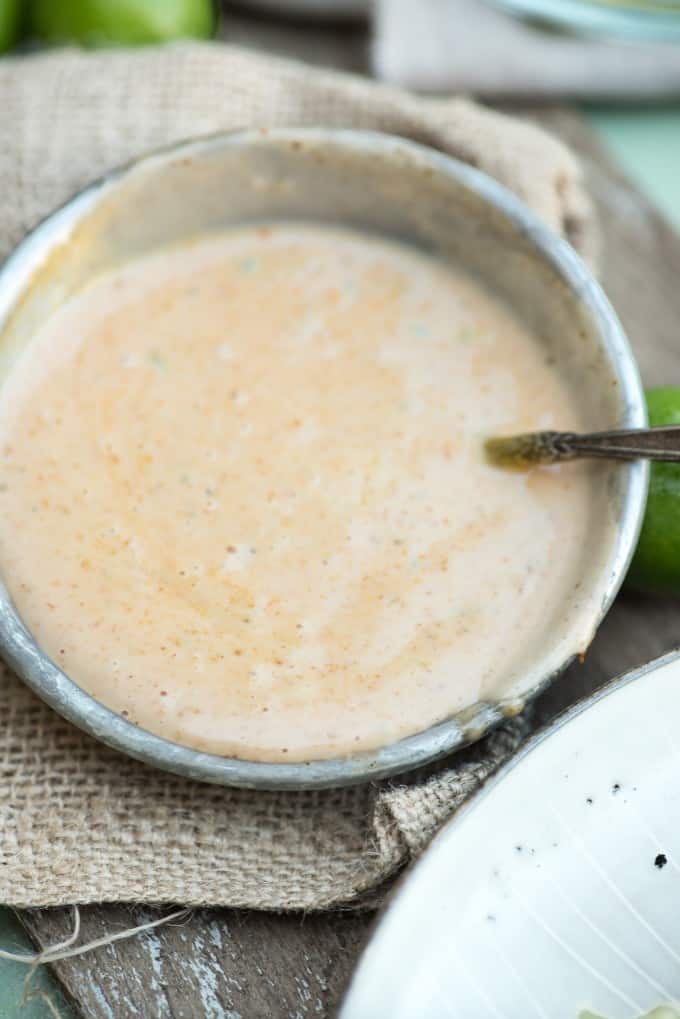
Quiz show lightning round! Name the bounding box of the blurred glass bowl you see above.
[492,0,680,41]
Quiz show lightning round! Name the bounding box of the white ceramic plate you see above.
[342,651,680,1019]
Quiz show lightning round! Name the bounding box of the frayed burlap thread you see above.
[0,42,584,909]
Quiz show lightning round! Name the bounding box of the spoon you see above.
[485,425,680,470]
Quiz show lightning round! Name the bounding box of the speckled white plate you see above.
[342,650,680,1019]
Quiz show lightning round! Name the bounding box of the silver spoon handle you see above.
[538,426,680,463]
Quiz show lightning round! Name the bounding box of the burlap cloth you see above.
[0,43,595,910]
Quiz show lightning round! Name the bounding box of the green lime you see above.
[29,0,215,47]
[626,386,680,595]
[0,0,22,53]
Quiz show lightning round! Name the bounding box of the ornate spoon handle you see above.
[485,426,680,469]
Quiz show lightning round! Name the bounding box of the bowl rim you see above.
[491,0,680,42]
[340,646,680,1016]
[0,126,649,789]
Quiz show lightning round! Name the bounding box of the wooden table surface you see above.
[16,10,680,1019]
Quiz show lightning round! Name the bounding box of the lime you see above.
[0,0,22,53]
[29,0,215,47]
[626,387,680,595]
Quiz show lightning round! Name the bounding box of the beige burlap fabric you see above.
[0,43,592,910]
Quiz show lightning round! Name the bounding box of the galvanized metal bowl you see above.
[0,128,648,789]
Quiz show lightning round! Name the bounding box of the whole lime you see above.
[626,387,680,595]
[29,0,215,47]
[0,0,22,53]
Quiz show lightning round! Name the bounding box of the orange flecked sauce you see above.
[0,224,592,762]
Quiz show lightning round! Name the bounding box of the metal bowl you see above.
[0,128,648,789]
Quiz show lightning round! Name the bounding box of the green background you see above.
[0,103,678,1018]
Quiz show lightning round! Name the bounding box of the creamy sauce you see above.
[0,224,592,762]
